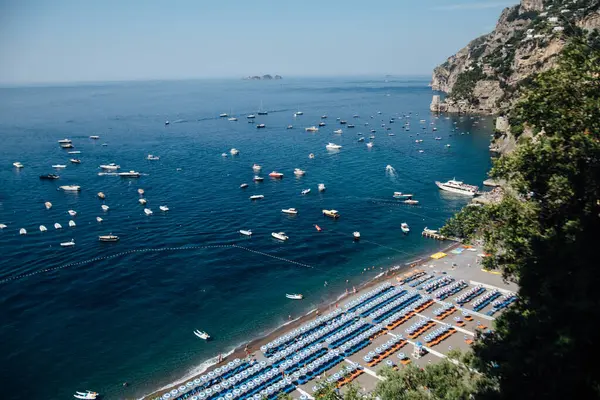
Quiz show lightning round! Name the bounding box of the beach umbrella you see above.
[191,397,198,400]
[170,389,179,396]
[186,381,194,388]
[162,394,171,400]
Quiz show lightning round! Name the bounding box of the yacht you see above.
[60,143,74,148]
[435,179,479,196]
[318,183,326,192]
[57,139,72,144]
[147,154,160,160]
[68,210,77,217]
[73,390,98,400]
[239,229,253,236]
[39,225,47,232]
[54,223,62,229]
[100,163,120,171]
[69,220,76,227]
[252,164,262,172]
[333,129,343,134]
[70,159,81,164]
[118,170,141,178]
[282,208,298,215]
[13,162,24,168]
[219,113,228,118]
[353,231,361,240]
[97,192,106,199]
[418,150,424,153]
[40,174,60,180]
[101,205,109,211]
[99,235,119,242]
[295,110,304,116]
[305,126,319,132]
[253,176,264,182]
[256,123,266,129]
[139,198,147,205]
[404,199,419,205]
[96,217,103,223]
[294,168,306,176]
[286,293,304,300]
[319,122,326,127]
[194,330,210,340]
[326,143,342,150]
[250,195,265,200]
[60,185,81,191]
[230,148,240,155]
[301,188,311,195]
[19,228,27,235]
[269,171,283,178]
[52,164,67,169]
[44,201,53,210]
[401,223,410,233]
[393,192,413,198]
[90,135,100,139]
[228,117,238,121]
[61,239,75,247]
[271,232,289,241]
[159,205,169,211]
[240,183,249,189]
[371,129,376,133]
[144,208,153,215]
[322,209,340,219]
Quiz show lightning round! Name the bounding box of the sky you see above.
[0,0,517,84]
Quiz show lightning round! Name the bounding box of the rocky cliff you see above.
[430,0,600,115]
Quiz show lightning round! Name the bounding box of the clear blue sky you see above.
[0,0,517,84]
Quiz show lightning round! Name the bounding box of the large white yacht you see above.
[99,163,120,171]
[271,232,289,241]
[435,179,479,196]
[118,170,141,178]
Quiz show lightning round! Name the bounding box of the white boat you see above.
[366,142,374,148]
[240,183,249,189]
[282,208,298,215]
[321,115,328,119]
[19,228,27,235]
[73,390,98,399]
[358,137,365,142]
[118,170,141,178]
[305,126,318,132]
[333,129,343,134]
[250,195,265,200]
[252,164,262,172]
[287,125,293,129]
[99,235,119,242]
[60,143,74,148]
[385,165,394,171]
[139,198,147,205]
[228,117,238,121]
[286,293,303,300]
[101,205,109,211]
[271,232,288,241]
[253,176,264,182]
[418,150,424,153]
[446,144,451,147]
[61,239,75,247]
[353,231,361,240]
[99,163,120,171]
[52,164,67,169]
[319,122,326,127]
[268,171,283,178]
[295,110,304,116]
[401,223,410,233]
[54,223,62,229]
[239,229,252,236]
[69,220,76,227]
[230,148,240,155]
[96,217,103,223]
[294,168,306,176]
[147,154,160,160]
[57,139,72,144]
[13,161,24,168]
[393,192,413,198]
[247,114,256,119]
[318,183,326,192]
[326,143,342,150]
[423,227,438,235]
[0,224,7,229]
[159,205,169,211]
[309,153,315,159]
[219,113,228,118]
[68,151,81,154]
[404,199,419,205]
[301,188,311,195]
[68,210,77,217]
[90,135,100,139]
[435,137,442,140]
[70,159,81,164]
[39,225,47,232]
[435,179,479,196]
[256,123,266,129]
[144,208,153,215]
[194,330,210,340]
[45,201,53,209]
[322,209,340,219]
[221,153,228,157]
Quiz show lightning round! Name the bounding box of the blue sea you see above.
[0,77,493,400]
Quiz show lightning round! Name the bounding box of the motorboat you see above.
[240,183,249,189]
[247,114,256,119]
[99,235,119,242]
[97,192,105,199]
[418,150,424,153]
[401,223,410,233]
[13,162,24,168]
[340,120,347,125]
[138,188,145,195]
[315,224,322,232]
[194,330,210,340]
[353,114,360,118]
[393,192,413,198]
[19,228,27,235]
[353,231,361,240]
[358,137,365,142]
[294,168,306,176]
[45,201,53,209]
[305,126,318,132]
[159,205,169,211]
[59,185,81,192]
[295,110,304,116]
[446,144,451,147]
[282,208,298,215]
[301,188,311,195]
[253,176,264,182]
[389,133,395,136]
[165,120,170,126]
[309,153,315,159]
[250,195,264,200]
[319,122,326,127]
[318,183,326,192]
[370,135,376,139]
[404,199,419,205]
[423,227,438,235]
[326,143,342,150]
[96,217,103,223]
[60,143,74,148]
[90,135,100,139]
[57,139,72,144]
[68,210,77,217]
[73,390,98,399]
[286,293,303,300]
[61,239,75,247]
[287,125,293,129]
[118,170,141,178]
[415,139,423,143]
[39,225,47,232]
[54,223,62,229]
[139,198,147,205]
[386,165,393,171]
[219,113,228,118]
[333,129,343,134]
[370,129,376,133]
[221,153,227,157]
[271,232,289,241]
[347,124,355,128]
[230,148,240,155]
[366,142,374,148]
[147,154,160,160]
[239,230,252,236]
[101,205,109,211]
[252,164,262,172]
[228,117,238,121]
[435,179,479,196]
[256,123,266,129]
[435,137,442,140]
[144,208,153,215]
[269,171,284,178]
[68,151,81,154]
[40,174,60,180]
[70,159,81,164]
[99,163,120,171]
[322,209,340,219]
[321,115,328,119]
[52,164,67,169]
[377,111,382,114]
[69,220,76,227]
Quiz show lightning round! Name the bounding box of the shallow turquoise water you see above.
[0,77,492,399]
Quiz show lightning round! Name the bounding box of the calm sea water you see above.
[0,78,493,399]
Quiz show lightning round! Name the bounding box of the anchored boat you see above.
[271,232,288,241]
[401,223,410,233]
[194,330,210,340]
[286,293,303,300]
[99,234,119,242]
[322,209,340,219]
[239,229,252,236]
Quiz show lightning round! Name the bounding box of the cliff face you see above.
[430,0,600,115]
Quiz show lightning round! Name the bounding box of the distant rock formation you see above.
[242,74,283,80]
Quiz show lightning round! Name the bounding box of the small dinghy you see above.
[353,231,361,240]
[70,159,81,164]
[144,208,153,215]
[159,205,169,212]
[73,390,98,399]
[54,223,62,229]
[294,168,306,176]
[101,205,109,211]
[139,198,147,205]
[315,225,322,232]
[39,225,47,232]
[19,228,27,235]
[252,164,262,172]
[69,220,76,227]
[45,201,53,210]
[301,188,311,195]
[239,229,252,236]
[137,188,144,195]
[97,192,106,199]
[193,330,210,340]
[68,210,77,217]
[60,239,75,247]
[240,183,248,189]
[401,223,410,233]
[96,217,103,223]
[286,293,304,300]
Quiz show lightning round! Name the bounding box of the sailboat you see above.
[257,100,268,115]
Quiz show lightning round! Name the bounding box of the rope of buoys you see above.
[232,244,315,270]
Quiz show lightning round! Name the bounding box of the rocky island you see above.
[243,74,283,80]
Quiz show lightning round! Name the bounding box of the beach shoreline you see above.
[140,239,461,400]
